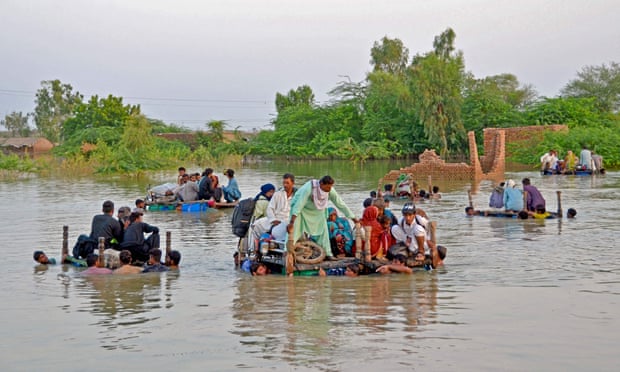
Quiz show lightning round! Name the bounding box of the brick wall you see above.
[484,125,568,158]
[379,130,505,183]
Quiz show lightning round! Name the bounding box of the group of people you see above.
[36,199,182,274]
[165,167,242,204]
[34,247,181,275]
[470,177,577,219]
[386,174,441,200]
[244,174,446,276]
[540,146,604,174]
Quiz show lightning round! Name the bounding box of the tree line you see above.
[251,29,620,165]
[2,28,620,173]
[0,80,248,173]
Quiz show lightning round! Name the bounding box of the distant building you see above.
[0,137,54,156]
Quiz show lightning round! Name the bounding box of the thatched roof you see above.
[0,137,54,154]
[0,137,46,148]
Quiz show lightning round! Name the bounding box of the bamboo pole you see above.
[364,225,372,263]
[62,225,69,261]
[556,191,563,218]
[286,230,295,275]
[98,237,105,267]
[166,231,172,262]
[468,190,473,208]
[428,175,433,195]
[523,190,528,211]
[354,222,363,260]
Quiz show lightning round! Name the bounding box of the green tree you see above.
[328,76,367,110]
[484,74,537,108]
[269,104,323,155]
[120,114,155,153]
[363,70,421,154]
[525,97,611,128]
[60,94,141,152]
[432,28,456,60]
[275,85,315,113]
[462,73,533,138]
[408,28,466,157]
[1,111,31,137]
[561,62,620,112]
[370,36,409,75]
[206,120,226,142]
[33,79,83,143]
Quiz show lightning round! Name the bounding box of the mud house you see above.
[0,137,54,156]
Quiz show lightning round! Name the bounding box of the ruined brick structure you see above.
[379,130,502,184]
[379,124,569,185]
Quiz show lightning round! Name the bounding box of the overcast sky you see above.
[1,0,619,131]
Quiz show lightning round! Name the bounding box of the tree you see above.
[462,73,534,137]
[275,85,315,113]
[59,94,141,152]
[408,28,466,157]
[33,80,83,143]
[525,97,611,128]
[363,70,421,154]
[120,114,155,153]
[561,62,620,112]
[328,76,367,110]
[1,111,31,137]
[432,28,456,60]
[483,74,537,108]
[370,36,409,75]
[206,120,226,143]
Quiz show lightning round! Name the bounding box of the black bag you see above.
[72,234,97,259]
[231,198,256,238]
[386,242,408,260]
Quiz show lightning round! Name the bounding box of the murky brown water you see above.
[2,161,619,371]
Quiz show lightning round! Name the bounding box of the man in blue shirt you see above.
[143,249,169,273]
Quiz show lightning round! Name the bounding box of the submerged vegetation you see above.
[2,30,620,174]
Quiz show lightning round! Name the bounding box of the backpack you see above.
[231,198,257,237]
[387,242,408,260]
[72,234,97,259]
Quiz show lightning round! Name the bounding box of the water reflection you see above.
[72,272,178,351]
[232,273,440,368]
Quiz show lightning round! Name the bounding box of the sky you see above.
[1,0,619,131]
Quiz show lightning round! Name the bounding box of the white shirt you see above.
[391,215,430,251]
[540,152,557,169]
[266,188,294,223]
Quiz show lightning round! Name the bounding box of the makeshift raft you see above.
[58,226,176,269]
[145,182,238,212]
[466,190,563,219]
[239,221,437,276]
[146,199,238,212]
[541,169,596,176]
[259,250,428,275]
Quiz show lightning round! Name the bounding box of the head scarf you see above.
[361,205,383,256]
[311,179,329,210]
[362,206,379,225]
[506,179,516,188]
[255,183,276,201]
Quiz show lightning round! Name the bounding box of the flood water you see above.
[2,160,619,371]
